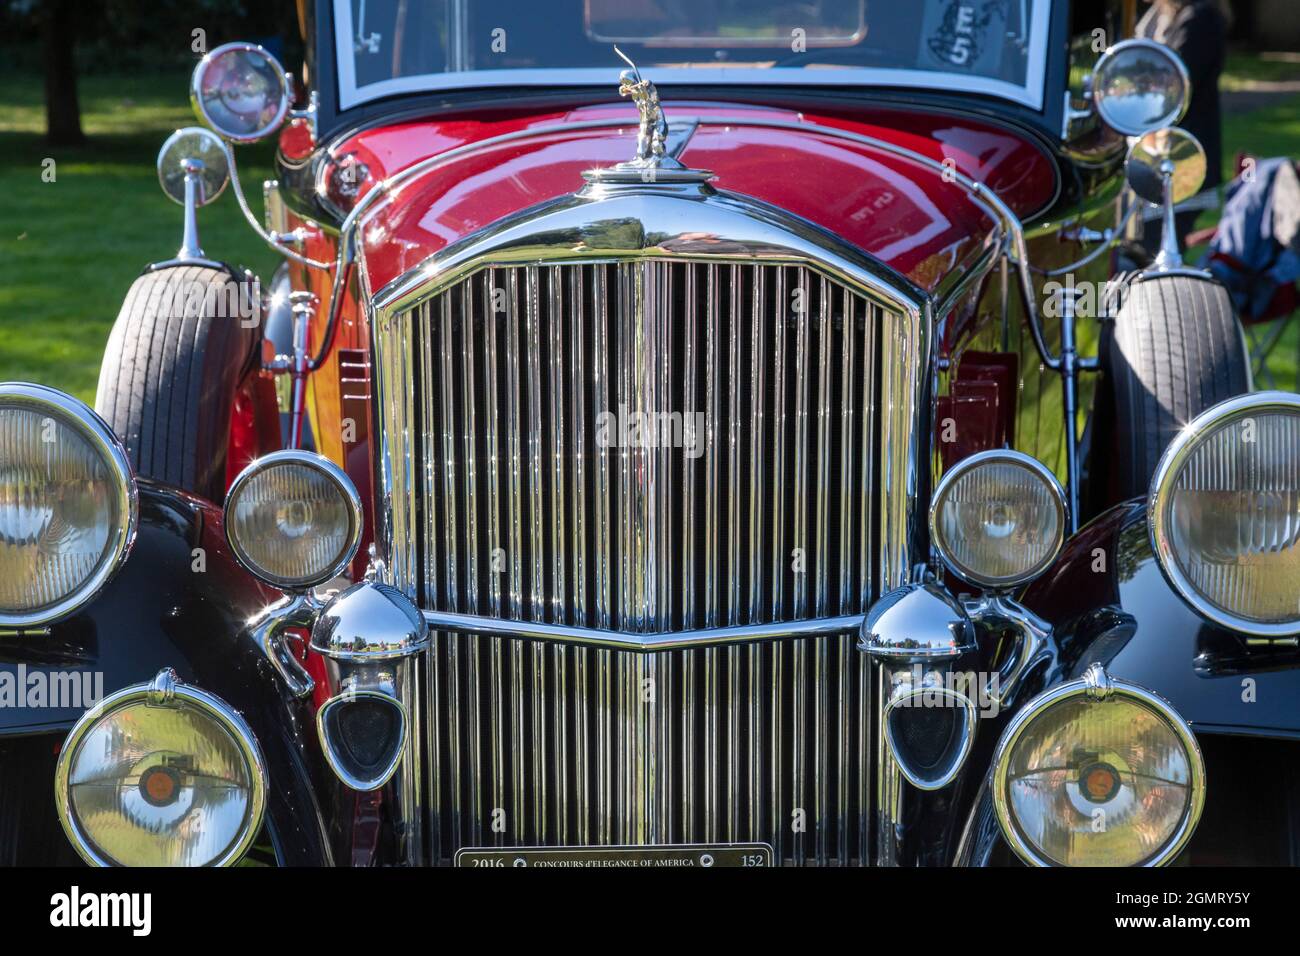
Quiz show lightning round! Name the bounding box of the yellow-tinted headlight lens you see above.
[56,673,266,867]
[931,451,1066,588]
[1151,393,1300,636]
[225,451,361,588]
[993,670,1204,867]
[0,385,136,627]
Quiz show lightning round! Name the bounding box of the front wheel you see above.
[95,264,263,502]
[1106,273,1251,501]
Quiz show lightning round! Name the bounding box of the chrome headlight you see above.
[992,664,1204,867]
[55,669,267,867]
[930,450,1067,589]
[0,383,137,628]
[1150,391,1300,637]
[225,451,362,589]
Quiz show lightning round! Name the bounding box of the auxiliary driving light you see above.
[0,383,138,628]
[930,450,1067,590]
[991,663,1204,867]
[55,668,266,867]
[1150,391,1300,638]
[225,451,362,590]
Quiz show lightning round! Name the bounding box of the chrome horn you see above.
[860,583,979,790]
[309,579,429,790]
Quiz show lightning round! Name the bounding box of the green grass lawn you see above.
[0,70,277,402]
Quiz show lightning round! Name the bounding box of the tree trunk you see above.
[43,0,85,147]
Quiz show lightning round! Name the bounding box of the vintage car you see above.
[2,0,1298,869]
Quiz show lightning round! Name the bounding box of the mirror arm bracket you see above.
[217,140,334,271]
[176,158,206,261]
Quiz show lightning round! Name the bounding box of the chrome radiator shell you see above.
[367,180,927,865]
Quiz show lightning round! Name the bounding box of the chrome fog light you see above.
[991,664,1204,867]
[55,669,267,867]
[1150,392,1300,637]
[930,450,1066,589]
[225,451,362,589]
[0,383,138,628]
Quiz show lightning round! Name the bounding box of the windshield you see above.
[333,0,1051,110]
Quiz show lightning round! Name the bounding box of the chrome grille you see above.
[407,259,889,864]
[422,634,871,864]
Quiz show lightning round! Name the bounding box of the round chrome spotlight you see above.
[225,451,362,590]
[55,669,267,867]
[0,383,138,628]
[930,450,1067,590]
[1150,391,1300,637]
[1092,38,1190,137]
[991,664,1204,867]
[191,41,290,143]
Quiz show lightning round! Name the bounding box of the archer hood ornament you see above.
[580,48,712,186]
[615,46,673,167]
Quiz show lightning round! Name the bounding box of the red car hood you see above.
[344,102,1058,298]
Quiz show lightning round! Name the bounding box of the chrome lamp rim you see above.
[929,449,1067,590]
[1092,37,1192,137]
[1148,390,1300,638]
[0,382,139,629]
[883,685,977,791]
[190,40,290,144]
[315,689,409,791]
[54,672,268,867]
[225,449,364,590]
[990,668,1206,868]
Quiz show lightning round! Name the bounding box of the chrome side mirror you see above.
[191,41,290,143]
[1127,127,1207,270]
[1091,38,1190,137]
[156,126,229,262]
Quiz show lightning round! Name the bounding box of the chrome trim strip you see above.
[422,608,864,651]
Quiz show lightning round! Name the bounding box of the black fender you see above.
[0,481,339,866]
[954,500,1300,865]
[1021,500,1300,737]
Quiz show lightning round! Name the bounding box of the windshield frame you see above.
[329,0,1053,113]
